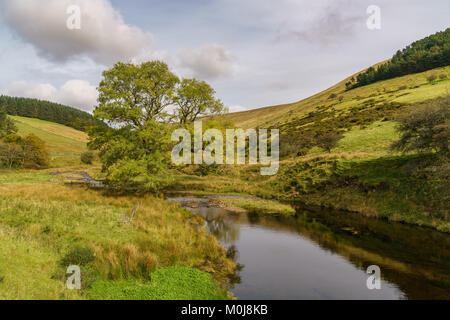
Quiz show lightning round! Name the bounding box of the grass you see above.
[220,66,450,129]
[0,175,235,299]
[334,121,399,155]
[88,267,230,300]
[10,116,89,167]
[0,224,82,300]
[211,198,295,216]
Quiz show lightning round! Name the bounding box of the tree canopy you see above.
[0,108,18,138]
[89,60,225,191]
[346,28,450,90]
[0,95,97,132]
[175,78,225,124]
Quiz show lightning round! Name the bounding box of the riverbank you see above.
[0,170,235,299]
[169,154,450,233]
[172,198,450,299]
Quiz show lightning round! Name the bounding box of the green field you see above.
[11,116,88,154]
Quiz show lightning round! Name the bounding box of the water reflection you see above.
[168,196,450,300]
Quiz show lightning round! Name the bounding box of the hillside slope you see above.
[223,66,450,130]
[11,116,88,154]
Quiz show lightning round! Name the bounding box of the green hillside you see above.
[182,66,450,232]
[0,95,97,132]
[10,116,88,154]
[223,66,450,130]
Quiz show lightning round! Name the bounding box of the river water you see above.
[168,196,450,300]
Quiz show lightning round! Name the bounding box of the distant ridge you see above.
[0,95,97,132]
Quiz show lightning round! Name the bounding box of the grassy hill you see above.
[223,66,450,131]
[181,65,450,232]
[9,116,89,167]
[11,116,88,153]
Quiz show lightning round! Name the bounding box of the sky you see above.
[0,0,449,113]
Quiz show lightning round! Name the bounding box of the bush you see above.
[0,142,23,168]
[21,134,50,169]
[315,131,344,153]
[439,73,447,80]
[81,151,95,164]
[60,246,95,267]
[427,74,437,83]
[328,93,337,99]
[392,95,449,154]
[0,133,49,169]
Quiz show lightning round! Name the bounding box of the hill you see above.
[8,115,89,168]
[0,95,97,132]
[186,65,450,232]
[346,28,450,89]
[222,66,450,131]
[10,116,88,154]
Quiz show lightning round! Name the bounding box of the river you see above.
[168,196,450,300]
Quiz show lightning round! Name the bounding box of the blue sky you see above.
[0,0,449,113]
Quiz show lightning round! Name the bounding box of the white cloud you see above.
[8,81,57,102]
[228,105,248,113]
[178,44,234,80]
[2,0,156,65]
[57,80,98,111]
[7,80,97,112]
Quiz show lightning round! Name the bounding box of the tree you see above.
[315,131,343,153]
[347,28,450,90]
[81,151,95,164]
[95,61,179,127]
[0,109,17,138]
[0,95,96,132]
[392,95,450,154]
[174,78,225,124]
[20,134,50,169]
[0,142,23,169]
[0,134,49,169]
[89,61,178,191]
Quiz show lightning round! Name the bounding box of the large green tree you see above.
[174,78,225,124]
[90,61,178,191]
[90,60,228,191]
[95,61,180,127]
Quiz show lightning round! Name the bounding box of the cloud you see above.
[7,81,57,102]
[57,80,98,111]
[275,1,363,45]
[228,105,248,113]
[1,0,156,65]
[178,44,234,80]
[7,80,98,112]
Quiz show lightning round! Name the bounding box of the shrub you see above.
[328,93,337,99]
[0,134,49,169]
[81,151,95,164]
[21,134,50,169]
[439,73,447,80]
[315,131,344,153]
[0,142,23,168]
[392,95,449,154]
[60,246,95,267]
[427,74,437,83]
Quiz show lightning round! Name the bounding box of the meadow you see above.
[0,116,234,300]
